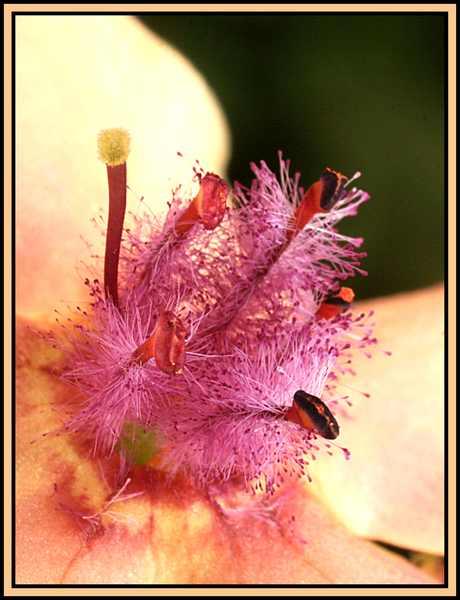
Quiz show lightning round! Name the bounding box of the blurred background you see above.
[139,13,445,301]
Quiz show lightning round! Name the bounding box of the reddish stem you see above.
[104,163,127,308]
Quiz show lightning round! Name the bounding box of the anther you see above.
[132,311,186,375]
[285,390,340,440]
[290,169,348,240]
[316,287,355,320]
[138,172,228,288]
[174,172,229,235]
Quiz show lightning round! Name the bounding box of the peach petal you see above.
[15,317,439,584]
[307,284,444,555]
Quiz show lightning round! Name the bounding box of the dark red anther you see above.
[289,168,348,242]
[316,287,355,320]
[285,390,340,440]
[318,168,348,211]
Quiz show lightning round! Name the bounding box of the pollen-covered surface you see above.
[43,155,376,495]
[97,127,131,166]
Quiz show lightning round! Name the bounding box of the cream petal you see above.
[16,15,230,320]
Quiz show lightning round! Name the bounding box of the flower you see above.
[14,15,444,586]
[43,149,378,498]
